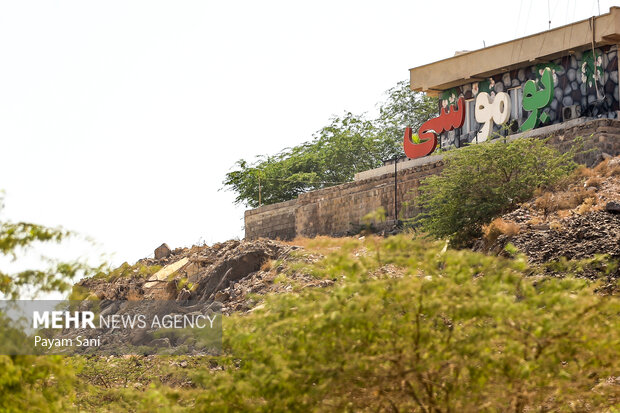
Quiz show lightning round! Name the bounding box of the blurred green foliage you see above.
[68,236,618,412]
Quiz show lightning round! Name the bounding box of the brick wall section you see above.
[544,118,620,166]
[295,161,443,238]
[245,118,620,240]
[244,198,297,240]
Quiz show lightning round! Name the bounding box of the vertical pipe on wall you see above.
[590,16,603,100]
[394,158,398,221]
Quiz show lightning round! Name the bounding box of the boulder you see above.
[606,201,620,214]
[154,243,171,260]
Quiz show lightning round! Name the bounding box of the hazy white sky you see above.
[0,0,615,266]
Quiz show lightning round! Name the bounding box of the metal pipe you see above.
[394,157,398,221]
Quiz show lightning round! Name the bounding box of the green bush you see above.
[185,236,619,412]
[414,137,577,246]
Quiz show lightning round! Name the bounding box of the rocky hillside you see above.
[476,155,620,279]
[77,156,620,317]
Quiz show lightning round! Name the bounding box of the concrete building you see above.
[244,8,620,240]
[407,7,620,152]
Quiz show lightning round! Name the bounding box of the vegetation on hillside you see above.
[413,137,578,247]
[68,236,619,412]
[223,81,437,207]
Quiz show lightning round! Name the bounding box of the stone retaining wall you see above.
[245,118,620,240]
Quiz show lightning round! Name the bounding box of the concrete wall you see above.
[244,118,620,240]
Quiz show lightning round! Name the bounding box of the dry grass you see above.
[575,197,601,215]
[533,192,555,215]
[533,187,593,215]
[557,210,572,219]
[283,235,363,255]
[483,218,521,245]
[593,158,620,177]
[527,216,543,226]
[585,176,603,188]
[549,220,563,231]
[260,259,274,272]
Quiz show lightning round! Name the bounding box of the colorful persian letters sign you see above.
[404,68,555,159]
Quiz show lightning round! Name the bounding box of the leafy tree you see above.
[0,198,101,412]
[414,137,577,246]
[376,80,438,147]
[0,209,96,300]
[223,81,438,207]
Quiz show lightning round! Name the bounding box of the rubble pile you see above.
[77,238,332,314]
[503,210,620,263]
[476,156,620,269]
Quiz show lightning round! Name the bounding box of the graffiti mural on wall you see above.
[521,68,554,131]
[404,97,465,158]
[404,46,619,159]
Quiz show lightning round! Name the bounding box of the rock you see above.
[511,78,520,87]
[554,88,563,102]
[570,55,578,69]
[502,73,511,86]
[588,94,597,104]
[548,110,556,122]
[518,69,525,81]
[605,80,615,95]
[562,96,573,106]
[177,288,191,301]
[564,85,572,96]
[154,243,171,260]
[580,83,587,95]
[606,201,620,214]
[611,70,619,84]
[571,81,578,90]
[214,291,229,302]
[129,329,151,346]
[567,68,576,82]
[551,100,558,111]
[150,338,171,348]
[148,257,189,282]
[495,82,504,93]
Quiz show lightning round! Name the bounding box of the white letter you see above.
[475,92,511,142]
[65,312,79,328]
[33,311,49,329]
[194,315,206,328]
[205,314,217,328]
[82,312,95,329]
[51,311,64,328]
